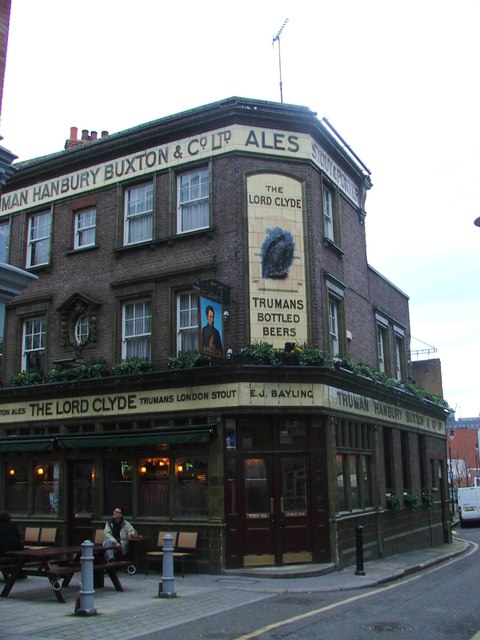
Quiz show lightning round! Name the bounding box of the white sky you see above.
[1,0,479,417]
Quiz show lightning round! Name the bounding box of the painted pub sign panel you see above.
[247,174,307,347]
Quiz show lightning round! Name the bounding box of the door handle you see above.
[280,497,284,512]
[270,497,274,513]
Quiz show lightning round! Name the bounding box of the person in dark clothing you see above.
[0,511,24,556]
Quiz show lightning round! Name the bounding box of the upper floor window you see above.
[326,279,345,357]
[124,183,153,245]
[377,326,387,373]
[322,183,340,245]
[376,314,389,374]
[176,292,199,352]
[394,327,406,381]
[22,317,46,372]
[0,219,10,262]
[75,314,90,345]
[329,298,340,356]
[74,207,96,249]
[323,185,334,241]
[122,300,151,360]
[177,168,209,233]
[27,210,52,268]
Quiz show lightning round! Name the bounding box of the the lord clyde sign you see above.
[0,382,445,435]
[1,125,361,216]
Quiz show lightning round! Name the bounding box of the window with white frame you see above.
[74,315,90,345]
[329,298,339,356]
[27,211,52,267]
[0,219,10,263]
[323,185,334,241]
[394,328,406,381]
[376,315,389,374]
[124,183,153,245]
[122,300,151,360]
[377,326,386,373]
[22,317,46,372]
[176,292,199,352]
[326,279,345,357]
[74,207,96,249]
[177,168,209,233]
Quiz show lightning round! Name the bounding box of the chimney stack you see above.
[65,127,109,149]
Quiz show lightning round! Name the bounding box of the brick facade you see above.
[0,98,450,571]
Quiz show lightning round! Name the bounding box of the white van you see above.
[457,486,480,526]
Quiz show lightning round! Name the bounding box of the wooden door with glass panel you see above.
[243,454,311,566]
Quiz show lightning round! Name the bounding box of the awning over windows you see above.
[57,426,214,449]
[0,425,215,452]
[0,438,55,452]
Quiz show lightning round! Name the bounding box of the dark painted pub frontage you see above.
[0,364,449,573]
[0,97,450,573]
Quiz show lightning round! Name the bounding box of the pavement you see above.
[0,537,469,640]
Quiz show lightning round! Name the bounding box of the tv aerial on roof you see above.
[272,18,289,103]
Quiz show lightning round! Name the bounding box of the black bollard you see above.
[355,525,366,576]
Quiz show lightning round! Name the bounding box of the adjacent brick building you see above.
[0,97,450,572]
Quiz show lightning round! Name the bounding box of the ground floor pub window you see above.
[175,456,208,517]
[104,459,133,515]
[139,457,169,516]
[34,461,59,514]
[5,461,28,514]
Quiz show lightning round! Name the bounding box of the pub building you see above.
[0,97,450,573]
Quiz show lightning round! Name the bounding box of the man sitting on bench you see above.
[104,507,137,561]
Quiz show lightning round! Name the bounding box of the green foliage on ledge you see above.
[6,344,449,409]
[112,357,152,376]
[167,350,211,369]
[333,354,448,408]
[9,370,44,386]
[240,341,282,365]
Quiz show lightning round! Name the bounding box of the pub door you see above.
[67,461,95,545]
[241,454,312,567]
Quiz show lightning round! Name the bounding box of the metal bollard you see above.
[75,539,97,615]
[158,533,176,598]
[355,525,366,576]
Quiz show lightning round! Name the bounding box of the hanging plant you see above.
[403,490,419,509]
[386,491,403,513]
[422,488,434,509]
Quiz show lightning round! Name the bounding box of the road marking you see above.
[236,540,478,640]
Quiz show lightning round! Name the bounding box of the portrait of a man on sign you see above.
[200,296,224,358]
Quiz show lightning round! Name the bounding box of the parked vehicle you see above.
[457,485,480,526]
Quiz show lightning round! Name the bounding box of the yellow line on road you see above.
[236,540,478,640]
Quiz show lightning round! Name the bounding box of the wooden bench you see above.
[0,557,17,580]
[92,560,130,590]
[23,565,81,590]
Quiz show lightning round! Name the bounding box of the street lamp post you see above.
[448,426,455,518]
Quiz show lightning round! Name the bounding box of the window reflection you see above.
[5,462,28,514]
[244,458,270,515]
[34,462,59,514]
[104,460,132,515]
[139,457,169,516]
[175,457,208,517]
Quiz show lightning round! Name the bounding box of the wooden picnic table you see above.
[1,544,128,603]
